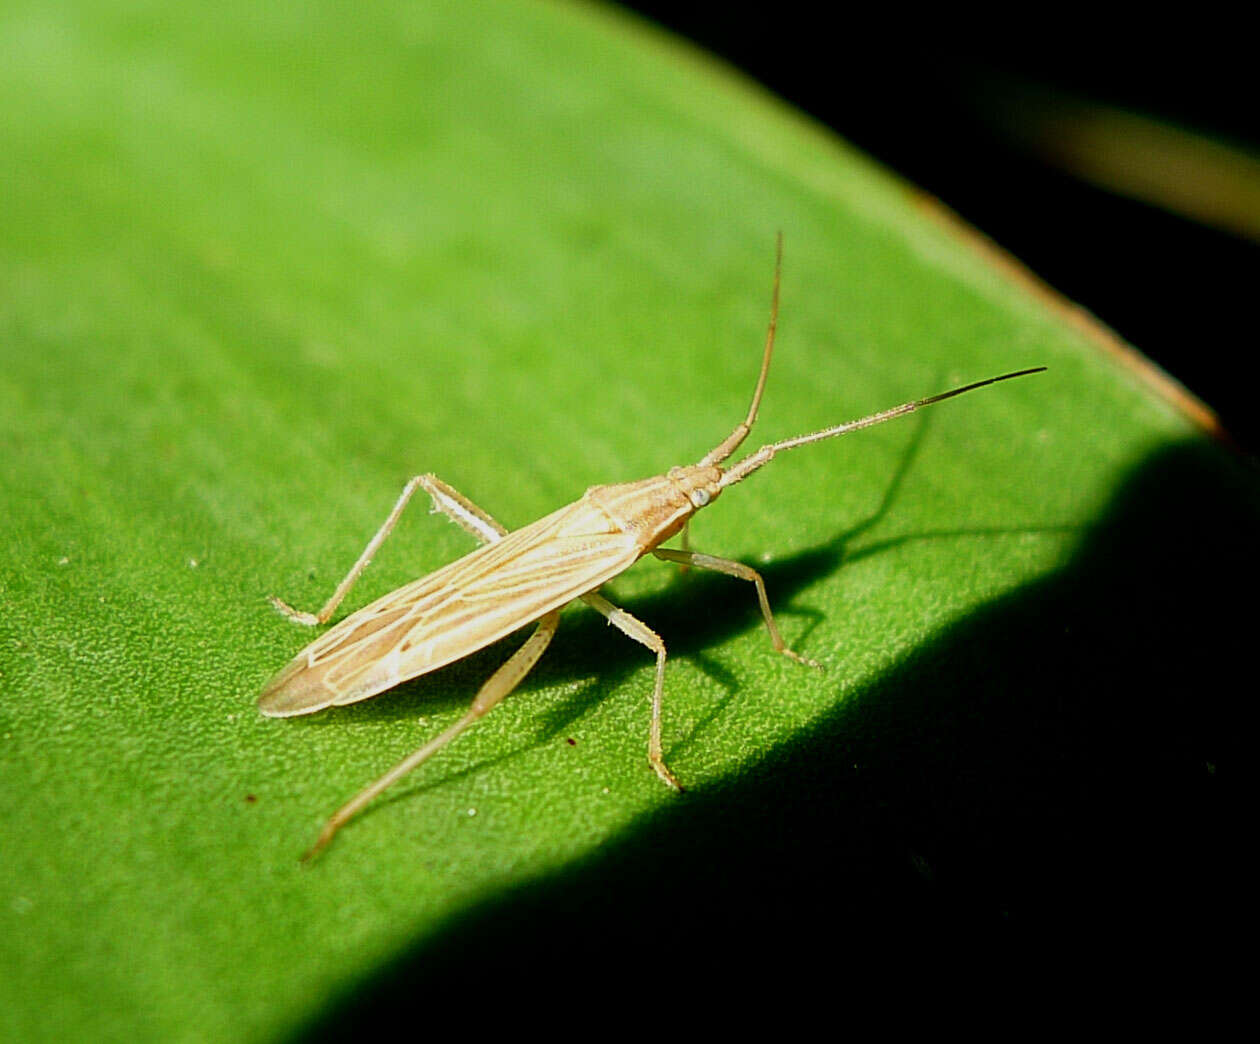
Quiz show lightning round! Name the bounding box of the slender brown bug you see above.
[260,236,1044,858]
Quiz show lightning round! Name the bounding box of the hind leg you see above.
[303,608,561,860]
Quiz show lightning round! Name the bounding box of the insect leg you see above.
[652,548,822,669]
[303,608,562,860]
[676,521,692,572]
[270,473,506,626]
[580,591,680,791]
[417,474,508,544]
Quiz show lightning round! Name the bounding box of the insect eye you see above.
[689,488,710,507]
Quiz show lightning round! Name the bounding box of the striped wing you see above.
[258,499,638,717]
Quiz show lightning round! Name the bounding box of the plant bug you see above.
[260,236,1044,858]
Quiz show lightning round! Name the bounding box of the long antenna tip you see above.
[917,365,1047,408]
[981,365,1047,380]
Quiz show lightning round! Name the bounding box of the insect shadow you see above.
[285,408,1069,815]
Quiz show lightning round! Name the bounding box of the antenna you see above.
[719,367,1047,488]
[700,232,782,467]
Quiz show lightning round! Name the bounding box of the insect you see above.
[259,236,1044,858]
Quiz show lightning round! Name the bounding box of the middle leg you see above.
[271,473,508,626]
[580,591,680,790]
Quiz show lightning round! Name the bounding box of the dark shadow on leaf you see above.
[285,438,1252,1029]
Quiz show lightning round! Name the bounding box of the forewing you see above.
[258,500,638,717]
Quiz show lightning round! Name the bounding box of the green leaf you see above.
[1,0,1249,1037]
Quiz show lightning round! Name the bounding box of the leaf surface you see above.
[0,1,1248,1038]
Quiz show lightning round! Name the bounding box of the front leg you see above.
[270,473,507,626]
[652,548,821,669]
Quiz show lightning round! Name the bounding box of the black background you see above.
[624,6,1260,453]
